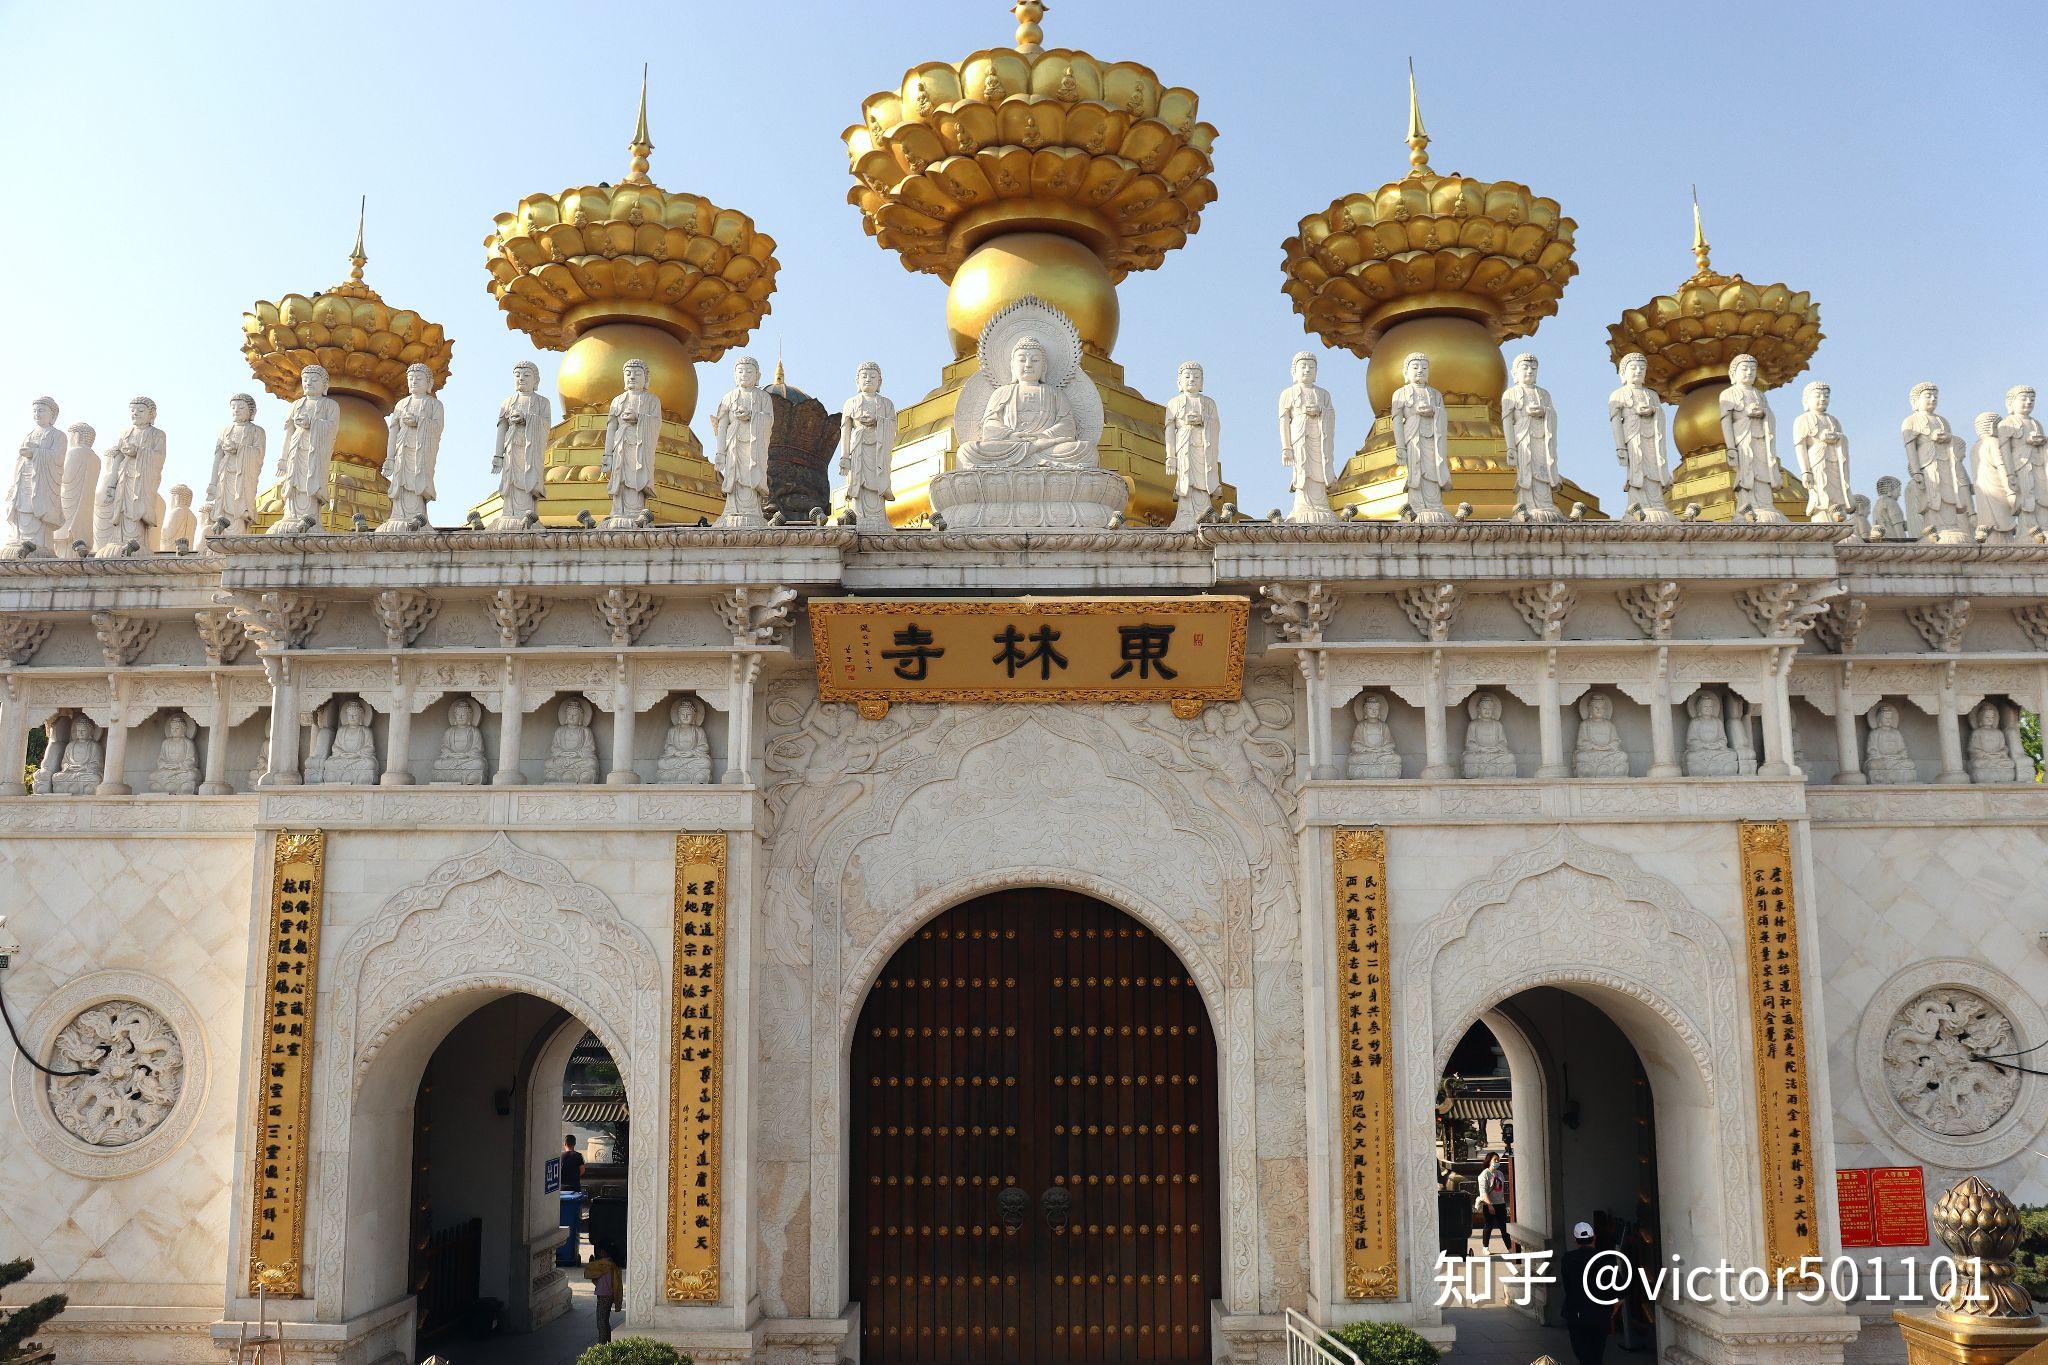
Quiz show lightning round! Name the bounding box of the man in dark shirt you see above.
[560,1135,586,1193]
[1555,1220,1610,1365]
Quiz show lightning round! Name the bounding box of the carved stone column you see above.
[1832,667,1865,785]
[724,653,763,785]
[262,658,301,786]
[381,662,414,786]
[96,682,133,796]
[494,657,525,785]
[200,672,234,795]
[1420,649,1453,780]
[1535,649,1567,779]
[0,676,28,797]
[1935,664,1969,784]
[606,656,639,785]
[1647,647,1680,778]
[1758,648,1794,778]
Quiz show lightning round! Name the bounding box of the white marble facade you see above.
[0,522,2044,1365]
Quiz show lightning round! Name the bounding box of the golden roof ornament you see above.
[624,65,654,187]
[1607,191,1822,403]
[1278,64,1594,520]
[242,198,454,409]
[1013,0,1046,54]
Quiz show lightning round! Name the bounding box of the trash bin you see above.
[586,1195,628,1265]
[556,1191,586,1267]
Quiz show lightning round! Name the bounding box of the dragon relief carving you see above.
[1736,580,1840,639]
[1882,987,2021,1138]
[1812,597,1868,655]
[217,590,326,651]
[47,1001,184,1147]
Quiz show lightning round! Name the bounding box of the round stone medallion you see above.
[46,1000,186,1147]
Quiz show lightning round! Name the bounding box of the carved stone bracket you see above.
[193,609,249,665]
[489,588,549,647]
[0,616,53,665]
[1258,582,1337,644]
[1508,580,1577,641]
[1737,579,1841,640]
[1907,597,1971,653]
[218,591,327,652]
[596,588,662,647]
[1812,597,1868,655]
[717,585,798,646]
[2014,604,2048,651]
[1617,581,1683,640]
[1396,582,1462,642]
[373,589,438,649]
[89,611,158,667]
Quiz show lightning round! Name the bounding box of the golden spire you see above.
[1013,1,1046,54]
[625,65,654,185]
[1405,58,1432,175]
[1689,184,1713,279]
[347,195,367,285]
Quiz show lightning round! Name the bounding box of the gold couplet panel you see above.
[666,833,727,1302]
[1333,827,1398,1299]
[808,597,1248,710]
[1739,820,1821,1271]
[248,829,325,1296]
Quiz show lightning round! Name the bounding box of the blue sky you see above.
[3,0,2042,519]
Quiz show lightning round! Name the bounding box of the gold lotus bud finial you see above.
[1406,58,1432,175]
[1013,0,1047,54]
[347,194,367,286]
[625,64,654,186]
[1930,1175,2042,1325]
[1690,184,1714,280]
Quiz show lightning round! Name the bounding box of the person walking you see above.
[1556,1221,1610,1365]
[585,1241,623,1344]
[560,1134,586,1193]
[1478,1153,1515,1251]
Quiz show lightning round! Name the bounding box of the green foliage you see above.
[576,1338,691,1365]
[0,1257,66,1365]
[2016,1205,2048,1303]
[1327,1321,1442,1365]
[2023,713,2042,782]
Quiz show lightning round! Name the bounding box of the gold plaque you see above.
[808,597,1248,707]
[1739,820,1821,1271]
[248,829,325,1297]
[666,833,727,1302]
[1333,827,1398,1300]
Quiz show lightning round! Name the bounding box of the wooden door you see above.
[852,890,1219,1365]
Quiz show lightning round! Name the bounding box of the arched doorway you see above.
[850,889,1223,1365]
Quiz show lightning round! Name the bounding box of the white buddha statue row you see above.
[2,395,200,557]
[31,711,203,796]
[299,693,715,787]
[1340,685,2036,785]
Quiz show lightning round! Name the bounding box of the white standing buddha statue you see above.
[1391,352,1451,522]
[1609,353,1674,521]
[1501,352,1561,521]
[1163,361,1223,531]
[491,361,551,529]
[1276,351,1335,523]
[379,363,444,531]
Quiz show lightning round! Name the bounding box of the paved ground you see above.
[423,1278,603,1365]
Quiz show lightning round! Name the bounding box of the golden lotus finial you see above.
[1013,0,1047,54]
[1406,58,1432,175]
[625,64,654,185]
[347,195,367,286]
[1690,184,1713,280]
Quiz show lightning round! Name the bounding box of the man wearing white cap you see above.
[1556,1220,1609,1365]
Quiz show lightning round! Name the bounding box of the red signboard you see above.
[1837,1166,1928,1248]
[1836,1168,1875,1247]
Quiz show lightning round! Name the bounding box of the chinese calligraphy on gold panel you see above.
[1739,820,1821,1271]
[666,833,726,1302]
[248,829,324,1296]
[1333,827,1398,1300]
[808,597,1248,713]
